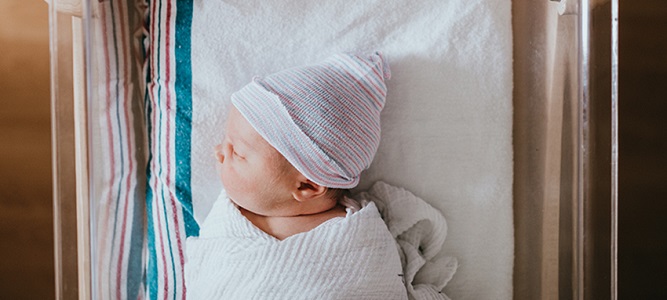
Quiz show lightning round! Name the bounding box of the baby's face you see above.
[215,107,300,216]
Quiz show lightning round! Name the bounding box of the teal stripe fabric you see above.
[144,0,197,299]
[175,0,199,238]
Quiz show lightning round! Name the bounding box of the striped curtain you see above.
[93,0,198,299]
[143,0,199,299]
[92,0,146,299]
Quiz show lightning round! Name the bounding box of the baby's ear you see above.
[292,177,327,202]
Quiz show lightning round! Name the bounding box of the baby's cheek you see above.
[220,164,249,194]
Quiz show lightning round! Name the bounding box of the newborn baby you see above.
[185,52,408,299]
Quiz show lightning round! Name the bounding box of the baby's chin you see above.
[228,196,249,210]
[229,197,269,216]
[231,196,301,218]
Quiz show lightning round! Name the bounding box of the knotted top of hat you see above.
[231,51,391,189]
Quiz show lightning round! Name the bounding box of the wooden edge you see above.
[45,0,82,16]
[72,16,91,300]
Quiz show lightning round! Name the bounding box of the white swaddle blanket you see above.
[358,182,458,299]
[185,182,455,300]
[190,1,514,297]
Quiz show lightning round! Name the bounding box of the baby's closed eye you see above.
[232,150,245,160]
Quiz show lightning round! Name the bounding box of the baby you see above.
[185,52,408,299]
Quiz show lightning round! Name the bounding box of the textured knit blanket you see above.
[185,182,455,299]
[358,182,458,300]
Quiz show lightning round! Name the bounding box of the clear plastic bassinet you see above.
[49,0,618,299]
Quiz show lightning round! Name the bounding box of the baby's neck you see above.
[239,203,347,240]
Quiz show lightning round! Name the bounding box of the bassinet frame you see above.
[48,0,618,299]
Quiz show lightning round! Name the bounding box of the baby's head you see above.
[215,52,391,217]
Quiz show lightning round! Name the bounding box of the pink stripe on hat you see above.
[231,51,391,189]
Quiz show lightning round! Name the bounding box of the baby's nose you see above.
[214,144,225,163]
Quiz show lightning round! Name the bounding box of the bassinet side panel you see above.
[90,0,146,299]
[513,0,618,298]
[142,0,199,299]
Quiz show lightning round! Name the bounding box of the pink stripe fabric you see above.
[145,0,189,299]
[93,1,144,299]
[94,1,196,299]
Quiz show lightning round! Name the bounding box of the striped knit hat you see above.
[231,52,391,189]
